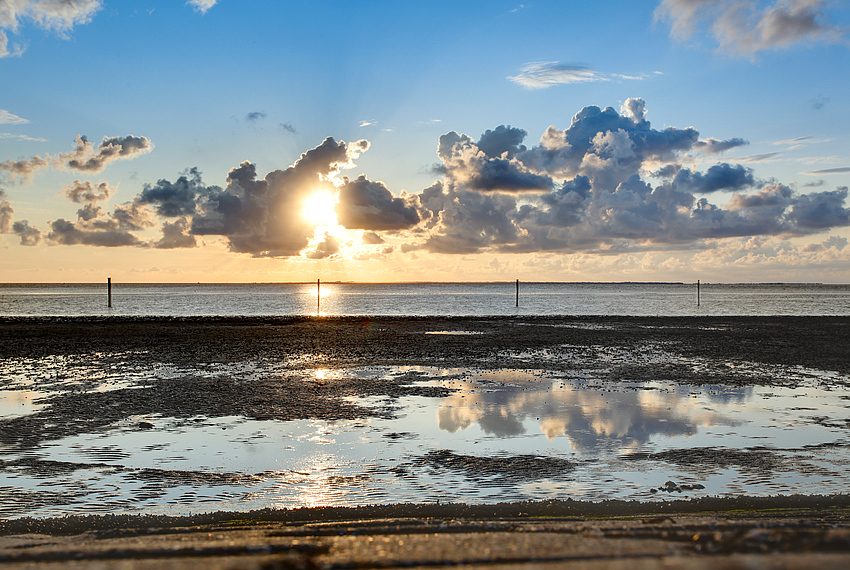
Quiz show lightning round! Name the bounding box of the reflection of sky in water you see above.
[436,379,743,452]
[2,365,850,518]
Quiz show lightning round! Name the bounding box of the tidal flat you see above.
[1,316,850,521]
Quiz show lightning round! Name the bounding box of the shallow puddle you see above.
[1,362,850,518]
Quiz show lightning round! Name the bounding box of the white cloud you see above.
[0,0,102,34]
[187,0,218,14]
[0,0,102,57]
[0,110,28,124]
[0,132,46,142]
[508,62,651,90]
[508,62,607,89]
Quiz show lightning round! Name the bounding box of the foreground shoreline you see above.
[1,496,850,568]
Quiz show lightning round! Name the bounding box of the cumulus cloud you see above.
[654,0,847,56]
[153,217,196,249]
[672,163,756,193]
[437,128,554,193]
[0,0,102,57]
[24,98,850,263]
[12,220,41,245]
[187,0,218,14]
[336,175,420,230]
[416,98,850,255]
[62,135,153,172]
[136,168,205,217]
[64,180,114,203]
[0,134,153,182]
[191,137,370,257]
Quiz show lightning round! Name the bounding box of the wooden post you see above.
[107,277,112,308]
[697,279,700,307]
[516,279,519,307]
[317,278,320,315]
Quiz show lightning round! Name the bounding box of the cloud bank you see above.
[9,98,849,263]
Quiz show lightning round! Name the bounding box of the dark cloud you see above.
[336,175,420,231]
[11,220,41,245]
[673,163,756,193]
[280,122,297,134]
[476,126,528,159]
[246,111,267,122]
[693,137,749,154]
[64,180,114,203]
[137,168,207,217]
[786,187,850,230]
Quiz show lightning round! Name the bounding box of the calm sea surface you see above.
[2,282,849,317]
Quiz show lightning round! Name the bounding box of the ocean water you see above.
[1,282,849,317]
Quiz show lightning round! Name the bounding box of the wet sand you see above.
[2,315,850,566]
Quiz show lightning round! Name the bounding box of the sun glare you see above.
[304,191,338,226]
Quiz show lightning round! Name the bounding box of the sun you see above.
[303,191,338,226]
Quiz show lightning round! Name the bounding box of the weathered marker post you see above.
[317,278,321,315]
[107,277,112,308]
[697,279,700,307]
[516,279,519,307]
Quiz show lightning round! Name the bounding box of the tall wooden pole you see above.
[107,277,112,308]
[317,278,320,315]
[516,279,519,307]
[697,279,700,307]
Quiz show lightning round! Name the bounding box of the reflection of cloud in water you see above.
[437,378,742,451]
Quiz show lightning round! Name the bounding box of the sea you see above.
[1,281,850,317]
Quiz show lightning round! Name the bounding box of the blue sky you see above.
[2,0,850,282]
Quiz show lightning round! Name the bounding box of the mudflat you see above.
[1,316,849,567]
